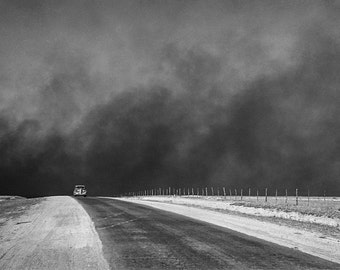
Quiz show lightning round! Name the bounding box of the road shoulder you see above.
[0,196,109,270]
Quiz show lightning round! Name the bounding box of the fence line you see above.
[118,187,335,206]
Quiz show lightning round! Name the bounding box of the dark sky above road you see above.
[0,0,339,197]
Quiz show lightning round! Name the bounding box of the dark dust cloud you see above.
[0,0,339,197]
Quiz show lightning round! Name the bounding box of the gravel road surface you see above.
[78,197,339,269]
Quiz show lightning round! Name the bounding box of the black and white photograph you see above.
[0,0,339,269]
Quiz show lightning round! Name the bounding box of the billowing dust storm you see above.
[0,0,339,196]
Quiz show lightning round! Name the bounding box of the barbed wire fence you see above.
[117,187,334,206]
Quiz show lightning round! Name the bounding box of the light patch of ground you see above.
[0,196,109,270]
[137,196,340,227]
[0,196,26,202]
[115,196,340,264]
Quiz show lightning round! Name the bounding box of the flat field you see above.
[219,195,340,219]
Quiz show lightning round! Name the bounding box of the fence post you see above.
[223,187,226,198]
[295,188,298,206]
[265,188,268,202]
[205,187,208,196]
[217,188,220,196]
[248,188,251,197]
[211,187,214,196]
[235,189,237,200]
[256,189,259,202]
[229,189,232,200]
[241,189,243,201]
[324,190,326,202]
[285,189,288,204]
[275,189,278,204]
[192,188,194,196]
[308,189,310,206]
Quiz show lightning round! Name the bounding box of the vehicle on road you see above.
[73,185,87,197]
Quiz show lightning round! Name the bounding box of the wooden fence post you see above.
[295,188,298,206]
[275,189,278,204]
[285,189,288,204]
[256,189,259,202]
[248,188,251,197]
[223,187,226,198]
[308,189,310,206]
[241,189,243,201]
[229,189,232,200]
[265,188,268,202]
[235,189,237,200]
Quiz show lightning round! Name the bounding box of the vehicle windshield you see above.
[75,186,85,189]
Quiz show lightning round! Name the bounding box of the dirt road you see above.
[78,197,339,269]
[1,196,339,269]
[115,196,340,265]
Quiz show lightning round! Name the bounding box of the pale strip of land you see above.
[135,195,340,227]
[0,196,109,270]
